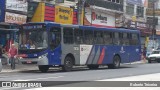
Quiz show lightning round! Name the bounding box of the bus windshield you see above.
[19,30,48,50]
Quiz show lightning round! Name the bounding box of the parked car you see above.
[0,58,2,72]
[147,50,160,63]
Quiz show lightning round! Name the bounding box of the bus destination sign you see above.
[22,24,44,30]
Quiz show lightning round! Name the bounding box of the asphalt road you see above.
[0,63,160,82]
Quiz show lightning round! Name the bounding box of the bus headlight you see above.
[38,53,48,59]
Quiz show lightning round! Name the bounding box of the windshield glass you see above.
[152,51,160,54]
[19,30,48,49]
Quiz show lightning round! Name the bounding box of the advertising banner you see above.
[5,12,27,24]
[6,0,28,12]
[55,6,73,24]
[84,8,115,27]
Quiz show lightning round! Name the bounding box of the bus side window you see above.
[130,34,138,45]
[113,32,120,45]
[84,30,93,45]
[119,33,123,45]
[104,31,112,45]
[122,33,129,45]
[74,29,84,44]
[63,28,74,44]
[50,27,61,50]
[94,31,104,45]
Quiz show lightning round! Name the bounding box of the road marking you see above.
[12,76,64,81]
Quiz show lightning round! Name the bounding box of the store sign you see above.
[5,12,27,24]
[55,6,73,24]
[84,8,115,27]
[6,0,28,12]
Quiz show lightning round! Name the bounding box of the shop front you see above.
[0,23,18,52]
[0,0,27,51]
[29,2,78,25]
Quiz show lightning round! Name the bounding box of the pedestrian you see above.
[143,47,146,60]
[2,46,10,65]
[8,44,18,70]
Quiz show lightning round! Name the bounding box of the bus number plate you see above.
[27,60,32,63]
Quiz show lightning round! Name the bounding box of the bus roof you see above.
[25,22,140,33]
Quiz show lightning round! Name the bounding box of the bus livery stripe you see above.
[98,47,105,64]
[86,46,95,64]
[92,46,101,64]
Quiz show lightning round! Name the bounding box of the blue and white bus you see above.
[18,22,141,72]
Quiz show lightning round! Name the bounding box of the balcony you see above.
[85,0,123,12]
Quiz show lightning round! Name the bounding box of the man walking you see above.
[9,44,17,70]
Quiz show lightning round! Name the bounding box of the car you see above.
[147,50,160,63]
[0,58,2,72]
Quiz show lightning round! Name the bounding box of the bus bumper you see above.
[19,56,48,65]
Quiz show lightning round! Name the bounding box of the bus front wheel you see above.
[38,65,49,73]
[62,56,73,72]
[108,56,120,69]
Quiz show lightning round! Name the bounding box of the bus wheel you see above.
[38,65,49,73]
[87,65,99,69]
[108,56,120,69]
[157,60,160,63]
[62,56,73,72]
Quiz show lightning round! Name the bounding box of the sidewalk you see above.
[1,64,38,73]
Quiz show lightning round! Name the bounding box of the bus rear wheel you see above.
[38,65,49,73]
[108,56,120,69]
[87,65,99,69]
[62,56,73,72]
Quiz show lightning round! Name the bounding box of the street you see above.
[0,62,160,82]
[0,62,160,90]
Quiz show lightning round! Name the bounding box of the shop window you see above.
[126,3,134,15]
[137,6,144,17]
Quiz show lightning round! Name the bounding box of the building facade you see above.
[123,0,148,49]
[84,0,124,28]
[146,0,160,54]
[0,0,26,51]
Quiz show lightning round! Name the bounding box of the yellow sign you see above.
[55,6,73,24]
[132,16,137,22]
[31,3,45,22]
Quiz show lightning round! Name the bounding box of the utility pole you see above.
[77,0,82,25]
[152,0,156,48]
[77,0,86,25]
